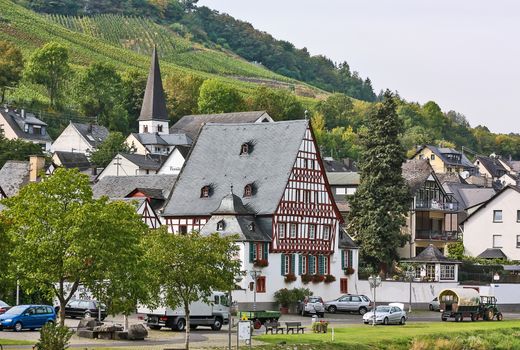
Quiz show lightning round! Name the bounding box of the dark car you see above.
[0,305,56,331]
[0,300,11,315]
[63,300,107,320]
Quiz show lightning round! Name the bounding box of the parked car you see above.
[0,300,11,315]
[0,305,56,331]
[325,294,372,315]
[297,296,325,317]
[62,299,107,320]
[363,303,407,325]
[429,297,440,311]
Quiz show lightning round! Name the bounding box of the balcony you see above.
[415,199,459,211]
[415,230,460,241]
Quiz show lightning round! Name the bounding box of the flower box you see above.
[285,273,297,283]
[312,275,325,283]
[324,274,336,283]
[344,267,355,275]
[301,274,313,284]
[312,321,329,333]
[253,259,269,267]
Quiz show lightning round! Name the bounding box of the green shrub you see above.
[35,322,73,350]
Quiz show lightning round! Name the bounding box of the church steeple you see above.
[139,46,168,123]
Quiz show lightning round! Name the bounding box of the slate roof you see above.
[401,159,435,195]
[508,161,520,173]
[70,122,109,148]
[402,244,460,263]
[458,188,496,209]
[169,111,272,140]
[163,120,308,216]
[139,47,168,121]
[129,188,165,199]
[131,133,192,146]
[477,248,507,259]
[475,156,507,178]
[326,172,360,186]
[462,185,520,224]
[92,174,177,199]
[119,153,163,171]
[338,227,358,249]
[0,108,52,143]
[322,158,357,172]
[53,151,91,170]
[0,161,30,197]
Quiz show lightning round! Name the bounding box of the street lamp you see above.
[249,270,262,311]
[368,275,382,326]
[405,266,415,313]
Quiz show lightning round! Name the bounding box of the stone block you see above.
[128,324,148,340]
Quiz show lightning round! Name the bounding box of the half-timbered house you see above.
[162,120,358,308]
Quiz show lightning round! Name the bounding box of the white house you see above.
[0,108,52,151]
[96,153,163,180]
[462,185,520,260]
[161,120,358,308]
[157,145,190,175]
[51,122,109,155]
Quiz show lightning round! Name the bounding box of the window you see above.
[301,255,307,275]
[240,143,250,155]
[517,210,520,222]
[440,264,455,280]
[244,184,253,197]
[426,264,435,280]
[143,125,148,133]
[283,254,290,275]
[517,235,520,248]
[308,224,316,239]
[340,278,348,293]
[158,125,163,133]
[303,190,311,203]
[323,225,331,240]
[200,186,210,198]
[290,223,297,238]
[447,167,452,172]
[308,255,317,275]
[256,276,266,293]
[493,234,503,248]
[178,225,187,234]
[493,210,503,222]
[431,154,435,160]
[342,250,353,269]
[278,223,285,239]
[217,220,225,231]
[336,188,346,195]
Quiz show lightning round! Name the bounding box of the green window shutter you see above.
[281,254,286,275]
[249,243,254,263]
[309,256,315,274]
[291,254,296,275]
[341,250,345,269]
[318,255,324,275]
[298,255,303,275]
[348,250,353,268]
[263,243,269,260]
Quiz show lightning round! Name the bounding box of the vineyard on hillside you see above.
[44,13,286,79]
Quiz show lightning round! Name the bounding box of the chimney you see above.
[29,155,46,182]
[21,109,25,119]
[342,158,352,169]
[88,124,93,133]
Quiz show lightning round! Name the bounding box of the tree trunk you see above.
[184,301,190,350]
[59,300,66,327]
[124,314,129,332]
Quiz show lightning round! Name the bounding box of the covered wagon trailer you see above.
[439,288,503,322]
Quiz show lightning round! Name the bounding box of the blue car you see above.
[0,305,56,331]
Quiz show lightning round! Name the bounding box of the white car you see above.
[362,303,407,325]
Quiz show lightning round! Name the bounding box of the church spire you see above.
[139,46,168,122]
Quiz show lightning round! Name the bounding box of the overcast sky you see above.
[198,0,519,134]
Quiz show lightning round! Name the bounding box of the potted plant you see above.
[274,288,292,314]
[253,259,269,267]
[301,274,313,284]
[312,275,325,283]
[344,267,355,275]
[285,273,297,283]
[324,274,336,283]
[312,320,329,333]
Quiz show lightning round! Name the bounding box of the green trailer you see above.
[238,310,281,329]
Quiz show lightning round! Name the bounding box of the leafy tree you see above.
[90,132,131,168]
[0,213,16,303]
[248,86,305,120]
[0,135,44,169]
[197,79,244,114]
[347,91,411,272]
[25,42,71,108]
[121,69,147,131]
[0,41,24,104]
[2,168,149,326]
[316,93,355,129]
[144,229,241,350]
[35,323,73,350]
[77,62,128,132]
[164,73,204,122]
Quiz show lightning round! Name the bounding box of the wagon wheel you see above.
[254,319,262,329]
[496,313,503,321]
[484,309,493,321]
[470,314,476,322]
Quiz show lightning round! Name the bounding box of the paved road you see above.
[2,311,520,348]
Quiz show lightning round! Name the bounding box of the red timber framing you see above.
[164,217,209,234]
[139,200,162,229]
[272,127,343,254]
[0,186,6,199]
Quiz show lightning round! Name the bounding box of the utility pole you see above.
[113,155,122,176]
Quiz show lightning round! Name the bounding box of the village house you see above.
[0,108,52,152]
[462,185,520,261]
[0,155,46,198]
[411,145,475,175]
[96,153,163,180]
[402,244,460,283]
[161,119,357,308]
[51,122,109,155]
[157,145,190,175]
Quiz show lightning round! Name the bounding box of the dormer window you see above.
[158,125,163,133]
[240,143,250,155]
[249,223,255,231]
[201,186,210,198]
[244,184,253,197]
[217,220,225,231]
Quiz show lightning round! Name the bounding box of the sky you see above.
[198,0,520,134]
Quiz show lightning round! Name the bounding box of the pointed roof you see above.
[402,244,460,264]
[139,47,168,122]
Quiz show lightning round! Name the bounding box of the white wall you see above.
[463,187,520,260]
[97,155,156,180]
[51,124,92,154]
[126,134,149,155]
[139,120,169,134]
[158,148,185,175]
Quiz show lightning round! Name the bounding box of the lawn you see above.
[0,338,35,345]
[256,320,520,349]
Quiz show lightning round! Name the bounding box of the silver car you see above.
[362,304,407,325]
[429,297,440,311]
[324,294,372,315]
[297,296,325,317]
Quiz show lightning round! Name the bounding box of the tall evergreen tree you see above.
[347,90,410,272]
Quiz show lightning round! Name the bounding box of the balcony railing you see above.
[415,200,459,211]
[415,230,460,241]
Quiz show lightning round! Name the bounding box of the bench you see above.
[285,321,305,334]
[264,321,284,334]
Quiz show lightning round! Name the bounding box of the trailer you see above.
[238,310,281,329]
[137,292,229,331]
[439,288,503,322]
